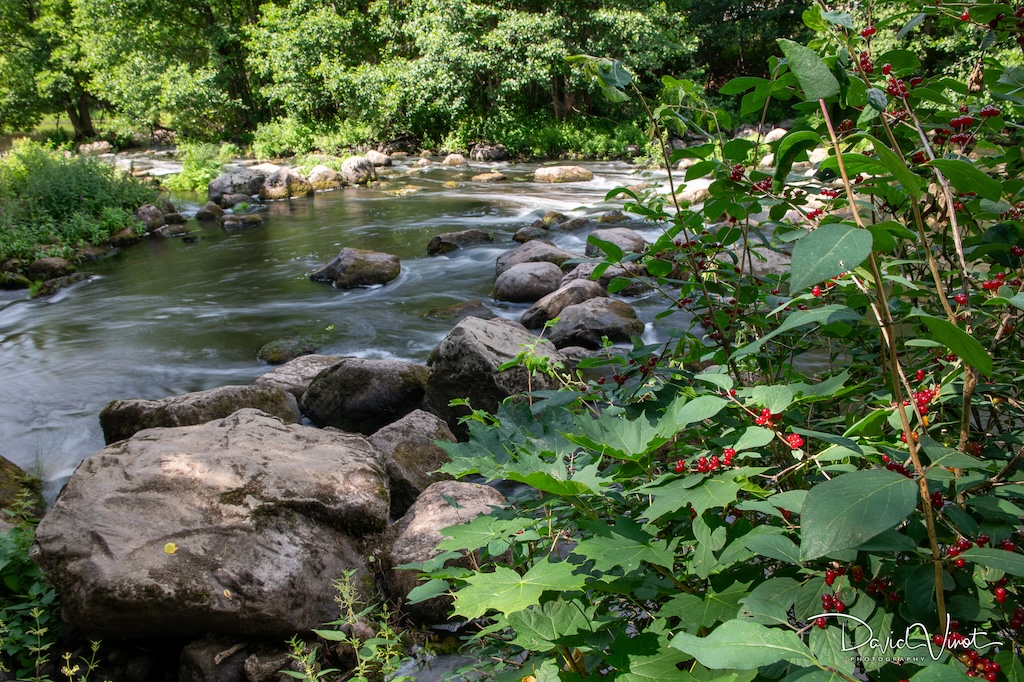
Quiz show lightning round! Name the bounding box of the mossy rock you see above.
[0,455,43,519]
[257,336,319,364]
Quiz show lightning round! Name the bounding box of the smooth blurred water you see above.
[0,159,689,499]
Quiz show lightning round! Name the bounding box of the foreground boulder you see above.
[549,298,644,349]
[259,167,313,201]
[301,358,429,434]
[385,481,506,624]
[585,227,646,257]
[469,143,508,161]
[309,248,400,288]
[521,280,608,329]
[99,385,300,444]
[33,409,388,638]
[424,318,563,431]
[208,169,268,205]
[369,410,456,518]
[534,166,593,183]
[493,262,563,302]
[253,354,344,399]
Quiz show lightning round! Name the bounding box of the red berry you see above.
[977,534,990,546]
[861,25,877,37]
[882,63,892,75]
[1012,245,1024,257]
[994,586,1008,602]
[916,369,925,382]
[955,558,966,568]
[825,569,837,586]
[955,293,968,305]
[980,105,1001,118]
[816,616,827,629]
[811,285,822,297]
[675,460,686,473]
[1001,539,1016,551]
[960,10,971,20]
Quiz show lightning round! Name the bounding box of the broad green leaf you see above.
[809,625,857,676]
[790,223,873,293]
[958,548,1024,575]
[692,516,728,578]
[916,315,993,376]
[741,534,802,564]
[817,152,887,176]
[919,438,987,470]
[659,395,728,436]
[773,131,821,190]
[661,580,751,629]
[791,427,864,455]
[911,666,978,682]
[566,412,666,461]
[619,651,695,682]
[927,159,1003,202]
[587,235,623,261]
[752,385,794,413]
[671,619,818,669]
[644,475,744,521]
[777,39,840,101]
[898,13,927,39]
[994,650,1023,682]
[733,426,775,452]
[852,133,923,196]
[720,77,770,95]
[452,561,586,619]
[507,599,591,651]
[573,519,675,572]
[437,516,534,552]
[866,87,888,112]
[820,11,854,28]
[800,470,919,560]
[645,258,674,277]
[732,305,863,358]
[405,579,449,605]
[694,372,734,392]
[685,160,719,180]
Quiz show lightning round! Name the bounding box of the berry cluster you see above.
[858,51,874,74]
[755,408,780,427]
[881,454,913,478]
[981,272,1022,290]
[753,177,773,193]
[979,105,1001,118]
[882,62,892,75]
[676,448,737,474]
[950,132,974,146]
[807,208,824,221]
[860,25,876,37]
[820,188,840,199]
[785,433,805,449]
[951,114,975,129]
[916,368,926,382]
[932,631,1003,680]
[929,490,945,510]
[909,385,939,415]
[729,163,744,181]
[886,77,908,97]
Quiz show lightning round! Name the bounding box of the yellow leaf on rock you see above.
[164,543,177,555]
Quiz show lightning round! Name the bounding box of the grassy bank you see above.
[0,141,159,266]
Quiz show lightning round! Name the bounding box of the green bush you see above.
[0,140,160,264]
[251,118,316,159]
[414,8,1024,681]
[163,141,240,192]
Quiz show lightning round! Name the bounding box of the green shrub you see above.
[251,118,316,159]
[415,10,1024,682]
[0,140,159,264]
[163,141,228,192]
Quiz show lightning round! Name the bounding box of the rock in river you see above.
[309,248,400,288]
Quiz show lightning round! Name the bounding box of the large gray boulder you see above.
[534,166,593,183]
[99,385,300,444]
[385,481,506,624]
[208,168,268,205]
[424,318,563,431]
[301,358,429,434]
[493,262,563,303]
[495,240,580,277]
[307,165,345,191]
[585,227,646,257]
[33,409,389,638]
[365,150,392,167]
[369,410,456,518]
[259,167,313,201]
[521,280,608,329]
[309,248,400,288]
[469,143,508,161]
[341,156,376,185]
[560,262,651,296]
[135,204,166,232]
[548,298,644,349]
[253,354,344,399]
[426,229,492,256]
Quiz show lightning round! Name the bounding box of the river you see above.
[0,158,687,500]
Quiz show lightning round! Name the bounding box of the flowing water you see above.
[0,158,690,500]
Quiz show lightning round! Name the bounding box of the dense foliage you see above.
[0,141,158,262]
[0,0,809,150]
[403,1,1024,680]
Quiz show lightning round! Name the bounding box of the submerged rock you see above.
[309,248,400,288]
[426,229,492,256]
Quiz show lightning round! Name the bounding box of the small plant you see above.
[162,141,227,192]
[283,570,410,682]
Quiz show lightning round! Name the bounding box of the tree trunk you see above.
[66,91,96,139]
